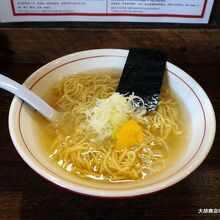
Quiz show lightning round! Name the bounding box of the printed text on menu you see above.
[12,0,205,17]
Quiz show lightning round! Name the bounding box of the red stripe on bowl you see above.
[17,55,206,197]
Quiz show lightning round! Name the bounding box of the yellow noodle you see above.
[44,73,187,182]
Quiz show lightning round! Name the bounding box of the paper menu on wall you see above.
[0,0,214,23]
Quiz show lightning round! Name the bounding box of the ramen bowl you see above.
[8,49,216,198]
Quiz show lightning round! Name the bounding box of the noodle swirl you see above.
[43,72,186,182]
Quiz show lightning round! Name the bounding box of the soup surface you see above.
[34,69,190,183]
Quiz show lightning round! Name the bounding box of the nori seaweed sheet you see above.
[116,48,167,111]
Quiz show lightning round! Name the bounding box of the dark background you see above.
[0,1,220,219]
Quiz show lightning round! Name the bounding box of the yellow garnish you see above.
[115,120,144,150]
[85,93,147,141]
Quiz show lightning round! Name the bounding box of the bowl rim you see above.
[8,49,216,198]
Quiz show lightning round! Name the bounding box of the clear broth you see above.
[33,69,191,183]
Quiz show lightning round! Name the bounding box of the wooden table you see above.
[0,26,220,219]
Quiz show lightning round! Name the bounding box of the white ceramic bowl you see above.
[9,49,216,198]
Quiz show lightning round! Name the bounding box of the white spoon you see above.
[0,74,59,121]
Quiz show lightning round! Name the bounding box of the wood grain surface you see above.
[0,29,220,64]
[0,27,220,220]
